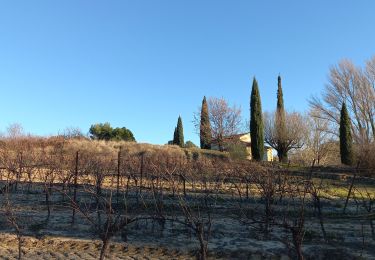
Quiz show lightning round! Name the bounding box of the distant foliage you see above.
[89,123,135,142]
[339,103,353,165]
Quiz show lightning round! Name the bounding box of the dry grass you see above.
[65,139,229,160]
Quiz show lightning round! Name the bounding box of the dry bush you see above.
[356,143,375,172]
[289,141,340,167]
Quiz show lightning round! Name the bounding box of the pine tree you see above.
[340,102,354,165]
[250,78,264,161]
[177,116,184,147]
[276,76,288,162]
[200,96,212,149]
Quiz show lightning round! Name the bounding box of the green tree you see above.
[177,116,184,147]
[250,78,264,161]
[340,102,354,165]
[89,123,113,141]
[173,127,178,145]
[89,123,135,142]
[275,76,288,162]
[200,96,212,149]
[112,127,136,141]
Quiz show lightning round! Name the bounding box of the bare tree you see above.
[194,97,242,151]
[307,161,328,242]
[170,158,221,260]
[279,175,309,260]
[295,112,334,165]
[309,57,375,144]
[6,123,25,139]
[252,168,277,236]
[4,194,24,260]
[60,127,86,140]
[264,111,306,162]
[1,148,28,260]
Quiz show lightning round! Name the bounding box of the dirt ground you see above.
[0,234,193,260]
[0,174,374,260]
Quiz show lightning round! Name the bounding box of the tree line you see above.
[193,75,305,163]
[192,66,362,165]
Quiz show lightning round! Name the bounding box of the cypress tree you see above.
[276,76,288,162]
[200,96,212,149]
[177,116,184,147]
[250,78,264,161]
[173,127,178,145]
[277,76,285,112]
[340,102,354,165]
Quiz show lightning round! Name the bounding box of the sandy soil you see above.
[0,234,191,260]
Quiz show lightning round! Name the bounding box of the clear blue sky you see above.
[0,1,374,144]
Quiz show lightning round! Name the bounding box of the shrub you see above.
[226,142,249,161]
[185,141,198,148]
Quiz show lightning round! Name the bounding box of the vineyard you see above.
[0,138,374,260]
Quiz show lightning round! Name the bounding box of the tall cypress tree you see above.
[277,76,285,112]
[250,78,264,161]
[276,76,288,162]
[340,102,354,165]
[177,116,184,147]
[200,96,212,149]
